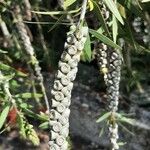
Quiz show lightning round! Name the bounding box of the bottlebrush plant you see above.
[0,0,150,150]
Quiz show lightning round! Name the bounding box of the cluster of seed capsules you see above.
[15,5,49,110]
[132,17,149,45]
[103,49,122,113]
[49,25,88,150]
[96,43,122,150]
[106,49,121,150]
[96,2,122,149]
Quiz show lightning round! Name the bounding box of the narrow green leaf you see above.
[21,107,48,121]
[118,142,127,146]
[32,8,80,15]
[116,113,150,130]
[125,38,150,53]
[103,0,124,24]
[64,0,76,9]
[119,122,135,136]
[0,74,15,82]
[141,0,150,2]
[0,104,10,129]
[15,93,43,99]
[39,122,49,129]
[96,27,105,34]
[93,1,111,37]
[0,63,27,77]
[89,29,122,50]
[99,126,104,137]
[118,0,144,18]
[0,49,7,53]
[96,112,111,123]
[82,32,92,62]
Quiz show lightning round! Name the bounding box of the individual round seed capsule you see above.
[107,73,112,79]
[111,71,118,77]
[107,80,113,85]
[70,25,76,31]
[67,34,77,44]
[110,64,116,69]
[60,127,69,137]
[54,92,64,101]
[101,51,107,57]
[61,87,70,97]
[101,43,107,50]
[66,94,71,99]
[75,30,83,40]
[101,64,107,68]
[61,98,71,107]
[67,68,77,81]
[56,70,65,79]
[51,99,60,107]
[67,82,73,91]
[80,37,87,44]
[56,136,65,146]
[72,52,81,62]
[68,45,77,55]
[61,51,71,62]
[52,122,62,132]
[61,141,68,149]
[62,108,70,117]
[50,109,61,120]
[61,76,70,86]
[59,62,71,74]
[113,60,121,66]
[102,59,107,64]
[49,141,61,150]
[75,41,84,51]
[49,141,54,145]
[58,116,68,125]
[51,89,57,96]
[54,80,63,90]
[64,42,71,50]
[111,52,118,59]
[56,103,66,113]
[68,58,78,68]
[50,143,60,150]
[51,130,59,140]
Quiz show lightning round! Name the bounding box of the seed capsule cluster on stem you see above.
[13,5,50,115]
[96,2,122,150]
[132,17,150,45]
[97,45,121,150]
[106,49,121,150]
[49,25,88,150]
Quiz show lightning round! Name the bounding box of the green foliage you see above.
[89,29,122,51]
[103,0,124,24]
[18,113,40,145]
[0,104,10,130]
[0,0,149,148]
[81,32,92,62]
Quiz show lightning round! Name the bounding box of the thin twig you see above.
[77,0,87,28]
